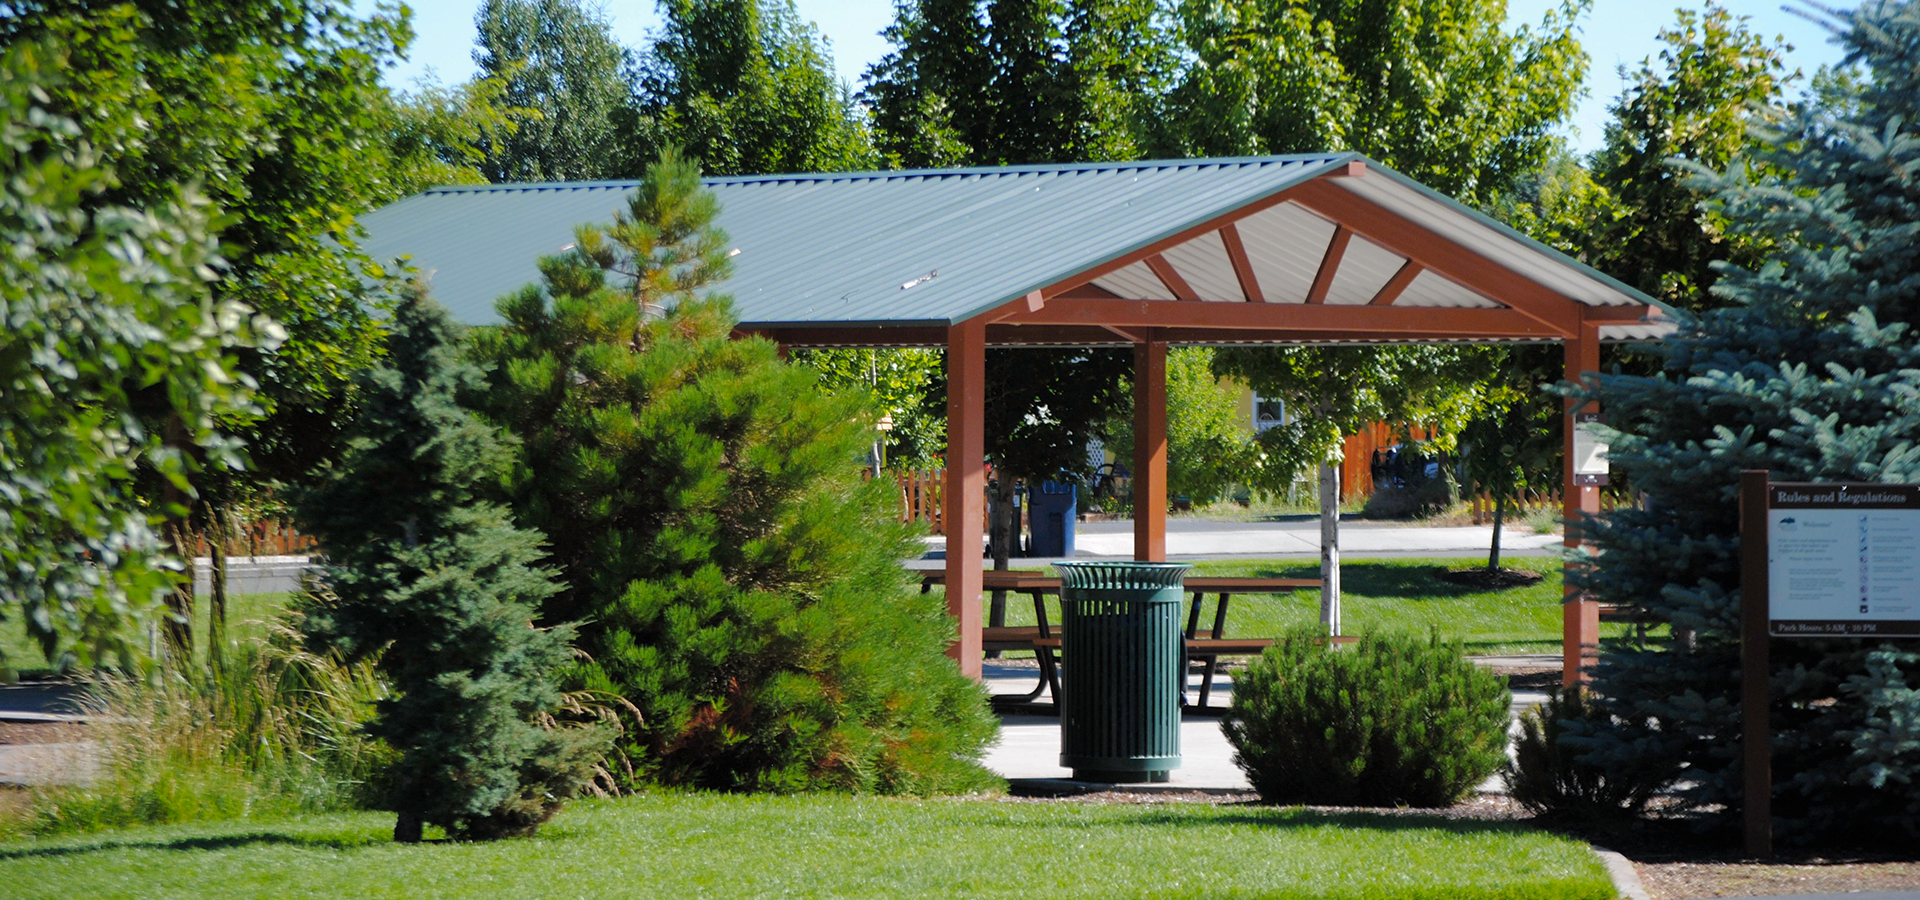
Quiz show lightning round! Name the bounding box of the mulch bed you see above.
[1438,567,1546,589]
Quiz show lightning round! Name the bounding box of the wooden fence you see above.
[191,518,316,558]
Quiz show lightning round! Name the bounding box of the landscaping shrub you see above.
[476,151,999,795]
[1223,629,1510,807]
[297,290,608,841]
[18,625,385,837]
[1504,686,1677,821]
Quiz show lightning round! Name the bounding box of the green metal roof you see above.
[358,155,1369,328]
[355,153,1664,333]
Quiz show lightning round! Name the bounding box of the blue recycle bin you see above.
[1026,480,1077,557]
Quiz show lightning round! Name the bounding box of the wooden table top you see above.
[915,570,1318,592]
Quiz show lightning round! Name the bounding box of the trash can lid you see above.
[1052,560,1192,589]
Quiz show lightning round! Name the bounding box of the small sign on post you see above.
[1572,413,1609,486]
[1741,472,1920,858]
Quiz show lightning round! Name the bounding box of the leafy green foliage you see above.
[378,75,530,198]
[1574,0,1920,843]
[1223,629,1511,807]
[1,0,407,490]
[641,0,876,176]
[1171,0,1586,203]
[1586,2,1790,309]
[1103,348,1254,503]
[794,348,947,468]
[474,0,635,182]
[297,291,605,841]
[865,0,1176,167]
[1456,345,1563,568]
[0,40,268,673]
[1504,686,1676,821]
[478,152,999,794]
[1213,346,1501,489]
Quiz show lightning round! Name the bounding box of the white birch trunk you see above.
[1318,460,1342,636]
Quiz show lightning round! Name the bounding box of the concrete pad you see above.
[980,661,1549,794]
[921,518,1562,561]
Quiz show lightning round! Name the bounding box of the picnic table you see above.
[917,570,1321,709]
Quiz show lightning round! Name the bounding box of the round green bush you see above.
[1503,686,1677,821]
[1222,629,1510,807]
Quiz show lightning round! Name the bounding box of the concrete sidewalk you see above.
[923,516,1562,561]
[979,656,1553,793]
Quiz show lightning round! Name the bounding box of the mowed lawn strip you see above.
[972,556,1647,655]
[1,793,1616,900]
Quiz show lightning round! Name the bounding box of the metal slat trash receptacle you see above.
[1053,561,1191,783]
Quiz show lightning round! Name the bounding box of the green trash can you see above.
[1053,560,1191,783]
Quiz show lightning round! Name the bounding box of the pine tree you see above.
[296,289,607,842]
[477,151,1000,794]
[1573,0,1920,843]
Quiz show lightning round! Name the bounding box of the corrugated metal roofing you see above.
[355,153,1667,334]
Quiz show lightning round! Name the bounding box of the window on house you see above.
[1253,396,1285,433]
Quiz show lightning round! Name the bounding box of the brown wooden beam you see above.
[1562,322,1601,687]
[1134,337,1168,561]
[1291,180,1581,336]
[1305,226,1352,305]
[1219,223,1264,302]
[1370,261,1423,306]
[944,318,986,679]
[999,298,1571,337]
[1144,254,1201,301]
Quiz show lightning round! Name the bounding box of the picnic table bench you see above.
[918,570,1326,709]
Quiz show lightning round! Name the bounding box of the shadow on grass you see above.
[1244,562,1556,600]
[0,827,387,860]
[964,804,1539,838]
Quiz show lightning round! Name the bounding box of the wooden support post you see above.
[1562,324,1602,685]
[1134,336,1168,561]
[944,318,986,678]
[1740,469,1773,859]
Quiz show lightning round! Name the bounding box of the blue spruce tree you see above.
[297,289,608,841]
[1574,0,1920,842]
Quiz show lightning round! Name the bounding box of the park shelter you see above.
[357,153,1671,685]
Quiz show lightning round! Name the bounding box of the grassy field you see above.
[0,592,291,677]
[0,793,1616,900]
[973,556,1646,656]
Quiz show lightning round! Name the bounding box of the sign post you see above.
[1738,470,1771,859]
[1741,472,1920,857]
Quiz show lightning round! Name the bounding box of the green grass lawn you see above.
[973,556,1647,656]
[1,592,291,677]
[0,793,1616,900]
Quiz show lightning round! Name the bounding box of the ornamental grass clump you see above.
[18,626,385,837]
[1223,629,1510,807]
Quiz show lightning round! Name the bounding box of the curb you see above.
[1591,845,1650,900]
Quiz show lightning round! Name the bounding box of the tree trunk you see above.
[985,476,1014,657]
[394,810,423,843]
[208,506,229,672]
[160,415,194,661]
[1318,460,1341,637]
[1487,493,1506,573]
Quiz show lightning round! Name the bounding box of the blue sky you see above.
[366,0,1855,155]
